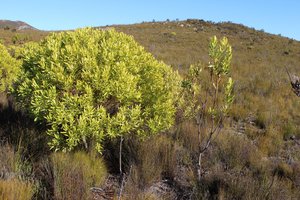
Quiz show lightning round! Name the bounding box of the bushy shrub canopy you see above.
[0,43,20,92]
[14,28,181,152]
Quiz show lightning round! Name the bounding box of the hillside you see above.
[0,20,48,45]
[0,20,37,30]
[0,19,300,199]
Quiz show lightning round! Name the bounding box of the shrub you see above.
[0,43,20,92]
[13,28,181,153]
[51,151,107,200]
[180,36,234,181]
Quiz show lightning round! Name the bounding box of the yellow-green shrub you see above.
[13,28,181,153]
[0,43,20,92]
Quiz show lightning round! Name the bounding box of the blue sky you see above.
[1,0,300,40]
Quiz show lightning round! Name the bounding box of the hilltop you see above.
[0,19,300,199]
[0,20,36,30]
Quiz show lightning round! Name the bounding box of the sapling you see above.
[181,36,234,181]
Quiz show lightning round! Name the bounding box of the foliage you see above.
[13,28,181,152]
[181,36,234,118]
[180,36,234,181]
[0,43,20,92]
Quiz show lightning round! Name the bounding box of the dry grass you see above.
[0,28,48,46]
[0,178,35,200]
[0,143,15,172]
[51,151,107,200]
[0,144,36,200]
[133,135,178,186]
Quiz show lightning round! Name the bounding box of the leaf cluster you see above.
[181,36,234,121]
[0,43,20,92]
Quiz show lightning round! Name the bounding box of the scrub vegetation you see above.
[0,19,300,199]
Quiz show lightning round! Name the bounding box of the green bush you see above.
[0,43,20,92]
[14,28,181,152]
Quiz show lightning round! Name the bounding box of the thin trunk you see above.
[118,136,124,200]
[198,151,203,181]
[119,136,123,175]
[197,112,202,182]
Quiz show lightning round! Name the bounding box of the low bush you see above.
[51,151,107,200]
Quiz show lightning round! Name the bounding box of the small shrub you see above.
[124,165,158,200]
[0,143,34,181]
[171,31,177,36]
[51,151,107,200]
[0,144,42,199]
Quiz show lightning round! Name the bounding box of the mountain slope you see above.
[0,20,47,45]
[0,20,36,30]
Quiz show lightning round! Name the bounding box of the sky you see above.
[1,0,300,40]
